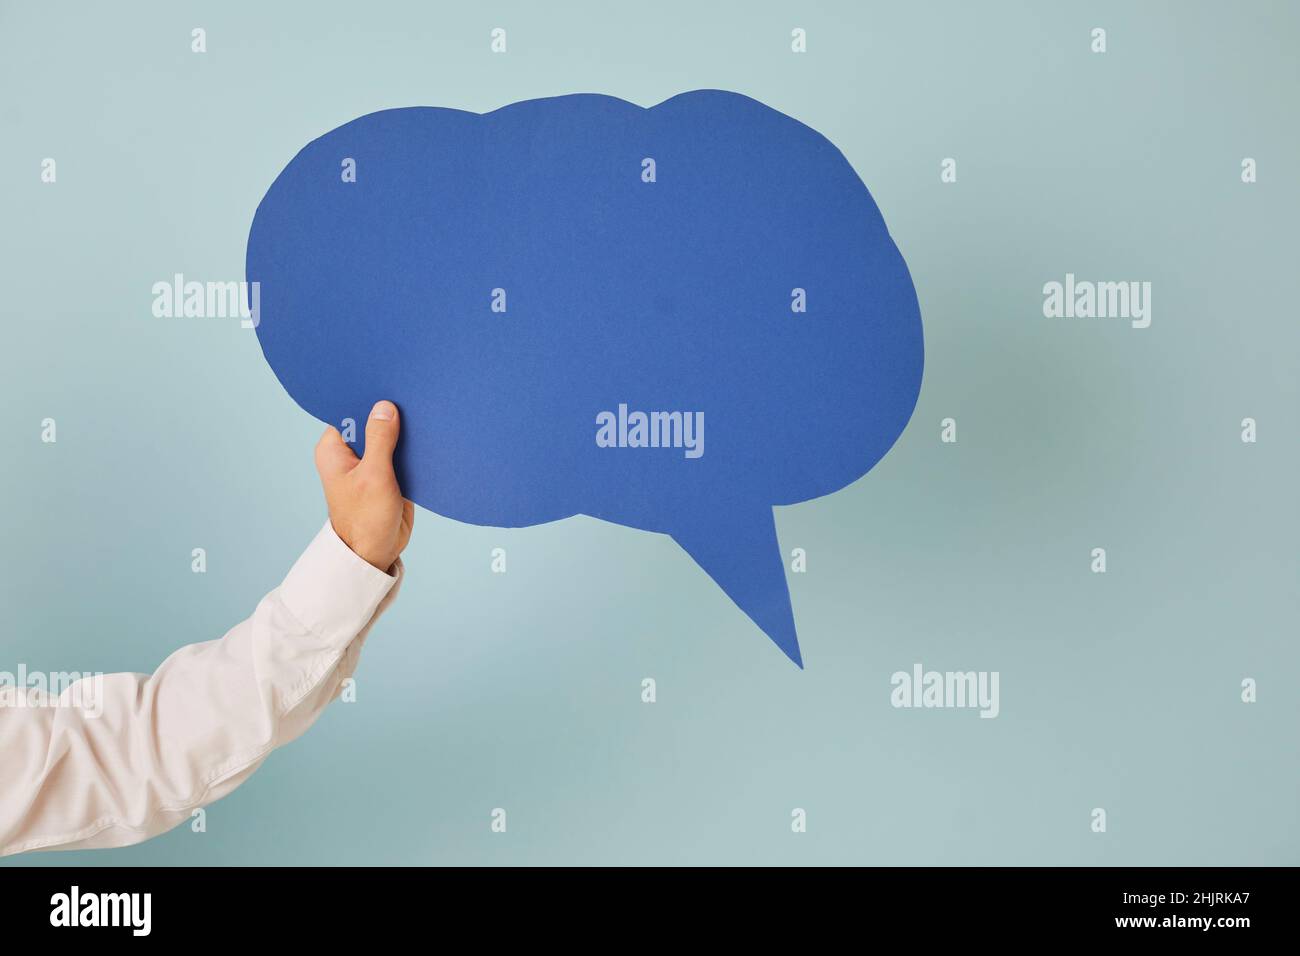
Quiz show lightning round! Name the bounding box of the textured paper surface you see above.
[246,91,924,665]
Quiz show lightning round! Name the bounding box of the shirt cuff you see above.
[278,522,402,648]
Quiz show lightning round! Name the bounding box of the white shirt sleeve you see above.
[0,522,402,856]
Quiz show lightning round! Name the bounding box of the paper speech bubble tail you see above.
[670,509,803,668]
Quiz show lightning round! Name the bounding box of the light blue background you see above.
[2,0,1296,865]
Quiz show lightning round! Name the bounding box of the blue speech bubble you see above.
[246,91,923,667]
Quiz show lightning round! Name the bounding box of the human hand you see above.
[314,400,415,572]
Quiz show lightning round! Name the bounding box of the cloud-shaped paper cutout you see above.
[247,90,923,666]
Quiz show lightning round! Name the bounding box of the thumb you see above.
[361,400,400,474]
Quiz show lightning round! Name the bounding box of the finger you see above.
[361,400,400,474]
[315,426,360,480]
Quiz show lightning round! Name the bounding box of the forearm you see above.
[0,522,401,856]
